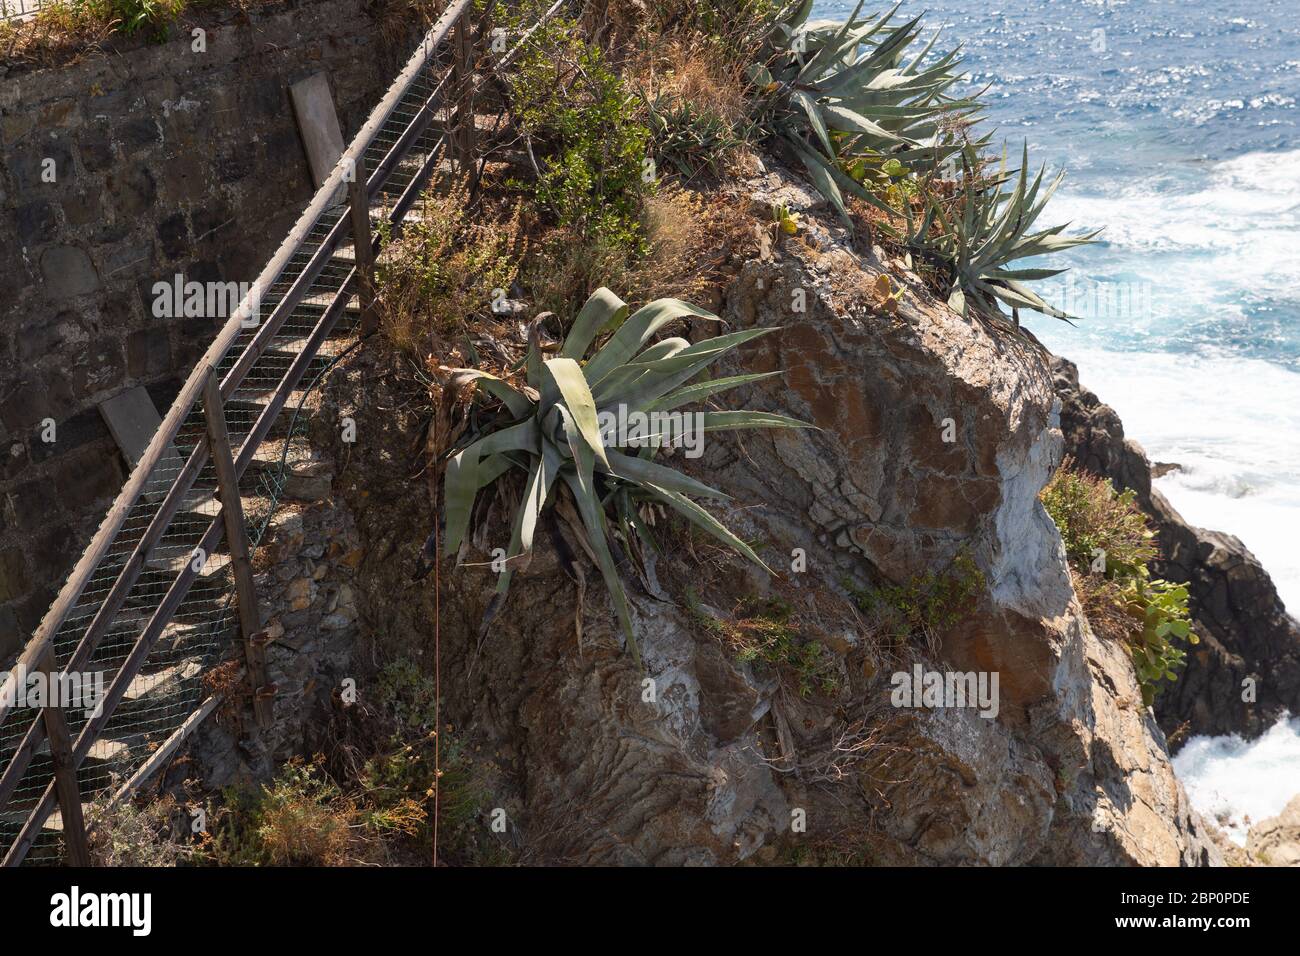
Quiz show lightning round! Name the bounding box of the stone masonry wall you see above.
[0,0,426,658]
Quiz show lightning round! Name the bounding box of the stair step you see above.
[121,657,203,702]
[223,388,312,439]
[244,439,333,502]
[260,345,337,379]
[143,549,233,583]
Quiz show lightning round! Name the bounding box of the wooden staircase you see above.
[0,0,561,867]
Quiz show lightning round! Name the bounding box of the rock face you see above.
[186,469,362,791]
[296,165,1219,866]
[1052,357,1300,742]
[1246,794,1300,866]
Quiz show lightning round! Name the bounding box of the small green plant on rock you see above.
[1040,462,1196,705]
[846,551,985,644]
[687,591,838,697]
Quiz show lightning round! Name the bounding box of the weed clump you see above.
[846,552,985,647]
[688,591,839,698]
[374,183,526,355]
[1041,461,1196,705]
[505,2,652,255]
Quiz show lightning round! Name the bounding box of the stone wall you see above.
[0,0,426,657]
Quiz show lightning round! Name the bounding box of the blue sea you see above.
[814,0,1300,843]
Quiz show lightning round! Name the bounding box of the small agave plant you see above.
[905,144,1102,322]
[439,288,809,663]
[749,0,978,226]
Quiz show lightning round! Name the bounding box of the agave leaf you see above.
[583,298,718,387]
[795,143,901,225]
[794,91,836,158]
[604,449,729,501]
[647,371,785,412]
[514,442,563,567]
[603,328,779,415]
[985,266,1067,281]
[558,408,639,665]
[442,421,538,558]
[450,369,533,419]
[542,358,609,470]
[562,287,629,360]
[991,279,1075,321]
[794,0,882,84]
[642,483,771,575]
[820,103,903,143]
[697,410,816,432]
[591,337,691,405]
[778,0,816,31]
[789,140,853,226]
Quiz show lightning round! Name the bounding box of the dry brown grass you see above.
[0,0,430,71]
[375,179,529,358]
[0,1,118,68]
[519,182,755,319]
[632,184,754,303]
[628,33,749,129]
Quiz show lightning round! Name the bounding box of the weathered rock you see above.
[285,164,1221,866]
[1245,794,1300,866]
[1053,356,1300,742]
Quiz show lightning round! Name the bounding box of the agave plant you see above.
[904,144,1101,322]
[438,288,810,663]
[748,0,977,226]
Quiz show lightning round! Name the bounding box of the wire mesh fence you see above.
[0,0,45,22]
[0,0,482,864]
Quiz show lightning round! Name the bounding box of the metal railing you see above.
[0,0,487,866]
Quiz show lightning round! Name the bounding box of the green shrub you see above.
[374,182,523,353]
[82,0,184,39]
[375,658,440,732]
[1041,462,1197,705]
[644,91,753,178]
[846,552,985,643]
[1040,461,1154,578]
[204,758,354,866]
[505,4,653,254]
[687,591,838,698]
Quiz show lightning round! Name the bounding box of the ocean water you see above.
[813,0,1300,842]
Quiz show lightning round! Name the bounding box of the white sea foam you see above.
[1173,715,1300,846]
[1045,149,1300,306]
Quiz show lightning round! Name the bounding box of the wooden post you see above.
[39,647,91,867]
[453,15,476,173]
[202,368,273,728]
[348,173,378,337]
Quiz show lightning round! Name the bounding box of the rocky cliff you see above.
[208,164,1223,865]
[1053,358,1300,743]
